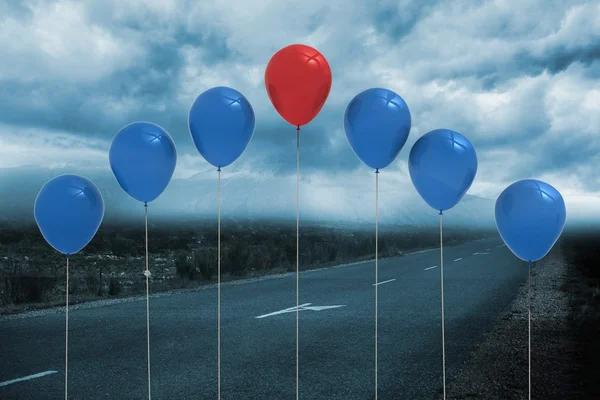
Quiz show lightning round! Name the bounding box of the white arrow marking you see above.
[255,303,312,319]
[255,303,346,319]
[0,371,58,387]
[302,305,346,311]
[424,266,438,271]
[373,279,396,286]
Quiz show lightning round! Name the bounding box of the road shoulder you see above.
[445,247,584,399]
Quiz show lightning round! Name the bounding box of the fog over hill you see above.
[0,165,496,228]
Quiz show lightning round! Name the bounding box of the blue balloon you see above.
[344,88,411,170]
[109,121,177,203]
[34,175,104,255]
[189,86,256,169]
[495,179,566,262]
[408,129,478,212]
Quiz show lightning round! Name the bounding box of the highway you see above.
[0,236,527,399]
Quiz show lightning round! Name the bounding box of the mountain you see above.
[0,165,495,227]
[168,168,495,227]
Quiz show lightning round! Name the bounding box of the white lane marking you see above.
[473,252,490,256]
[256,303,311,319]
[373,279,396,286]
[473,252,480,255]
[424,266,438,270]
[303,305,346,311]
[255,303,346,319]
[454,258,463,262]
[0,371,58,387]
[497,244,506,248]
[486,248,491,251]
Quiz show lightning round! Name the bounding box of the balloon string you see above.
[528,261,531,400]
[218,167,221,400]
[296,125,300,400]
[145,203,151,400]
[375,169,379,400]
[440,211,446,400]
[65,256,69,400]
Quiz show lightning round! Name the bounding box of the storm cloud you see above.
[0,0,598,222]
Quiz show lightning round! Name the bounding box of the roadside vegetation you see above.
[0,219,494,313]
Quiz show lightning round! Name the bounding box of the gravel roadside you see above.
[445,246,584,399]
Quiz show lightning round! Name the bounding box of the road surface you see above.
[0,236,527,399]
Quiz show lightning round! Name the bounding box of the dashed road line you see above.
[0,371,58,388]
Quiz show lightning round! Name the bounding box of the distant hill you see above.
[0,165,495,228]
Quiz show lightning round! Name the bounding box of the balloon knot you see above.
[217,167,221,172]
[375,169,380,174]
[439,210,443,215]
[296,125,300,131]
[66,254,70,259]
[144,202,148,208]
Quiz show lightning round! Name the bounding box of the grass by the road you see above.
[0,219,495,314]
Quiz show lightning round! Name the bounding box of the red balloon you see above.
[265,44,332,127]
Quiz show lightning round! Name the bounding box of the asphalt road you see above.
[0,236,528,399]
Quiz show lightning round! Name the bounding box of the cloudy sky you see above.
[0,0,599,224]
